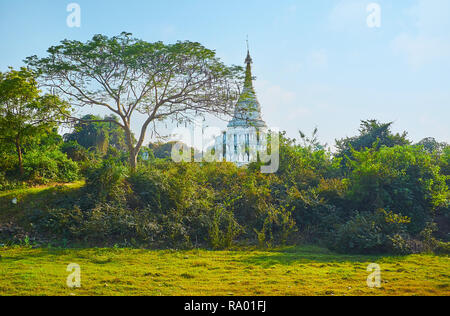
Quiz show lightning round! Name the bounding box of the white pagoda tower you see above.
[215,49,267,166]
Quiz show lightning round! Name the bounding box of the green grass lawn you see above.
[0,245,448,296]
[1,183,449,296]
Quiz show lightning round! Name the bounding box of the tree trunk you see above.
[129,147,138,172]
[15,138,24,177]
[124,125,139,172]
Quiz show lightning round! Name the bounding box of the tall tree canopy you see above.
[26,32,241,170]
[335,120,410,168]
[0,68,69,176]
[415,137,448,154]
[64,114,129,154]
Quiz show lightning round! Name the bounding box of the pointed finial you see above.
[245,36,253,64]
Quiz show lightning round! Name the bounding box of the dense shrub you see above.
[23,149,80,183]
[84,158,129,203]
[28,204,149,247]
[0,171,25,191]
[335,120,410,170]
[24,161,295,248]
[0,222,29,245]
[435,241,450,254]
[286,188,331,241]
[0,151,17,174]
[27,207,84,242]
[5,127,448,254]
[61,141,90,163]
[209,198,244,249]
[345,146,448,234]
[129,163,242,248]
[387,223,446,255]
[329,210,411,254]
[276,132,341,189]
[254,205,297,248]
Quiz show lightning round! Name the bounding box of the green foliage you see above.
[387,222,443,255]
[276,132,341,189]
[336,120,410,169]
[0,67,70,176]
[345,145,448,233]
[329,209,411,254]
[0,69,78,186]
[61,141,90,162]
[440,146,450,178]
[286,184,344,243]
[23,149,80,184]
[64,114,129,154]
[84,158,129,203]
[209,198,243,249]
[419,222,440,253]
[26,32,242,170]
[23,162,293,249]
[0,171,25,191]
[415,137,448,154]
[1,118,448,255]
[28,207,84,241]
[435,241,450,254]
[147,142,176,160]
[254,205,297,248]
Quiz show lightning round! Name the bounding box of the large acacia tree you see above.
[0,68,69,176]
[26,32,241,170]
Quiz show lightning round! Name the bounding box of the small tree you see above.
[26,32,241,170]
[335,120,410,170]
[0,68,69,176]
[416,137,448,154]
[64,114,130,154]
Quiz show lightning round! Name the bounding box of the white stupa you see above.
[215,49,267,166]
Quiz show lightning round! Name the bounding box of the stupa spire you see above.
[227,43,266,128]
[245,36,253,64]
[244,37,253,88]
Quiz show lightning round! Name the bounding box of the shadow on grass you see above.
[0,247,119,264]
[0,182,85,222]
[244,245,397,267]
[1,244,407,269]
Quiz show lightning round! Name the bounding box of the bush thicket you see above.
[1,121,449,254]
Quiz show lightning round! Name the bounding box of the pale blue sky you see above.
[1,0,449,146]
